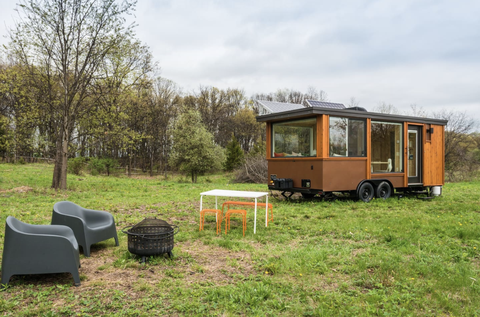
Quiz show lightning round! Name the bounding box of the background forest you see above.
[0,0,479,189]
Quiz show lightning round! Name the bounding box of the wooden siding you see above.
[320,115,329,158]
[423,124,445,186]
[371,173,405,188]
[366,118,371,179]
[266,122,271,159]
[322,159,367,191]
[268,159,324,189]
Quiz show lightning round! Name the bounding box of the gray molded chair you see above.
[51,201,119,257]
[1,216,81,287]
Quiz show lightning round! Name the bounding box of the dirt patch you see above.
[351,248,368,257]
[8,239,257,295]
[179,240,255,284]
[76,240,256,290]
[0,186,33,193]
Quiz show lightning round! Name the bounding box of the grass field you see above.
[0,163,480,316]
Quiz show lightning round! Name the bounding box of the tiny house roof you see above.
[304,99,345,109]
[256,100,448,126]
[256,100,305,115]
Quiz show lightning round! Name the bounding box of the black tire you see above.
[357,182,374,202]
[376,181,392,199]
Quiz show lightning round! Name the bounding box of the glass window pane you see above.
[329,117,365,157]
[371,121,403,173]
[272,118,316,157]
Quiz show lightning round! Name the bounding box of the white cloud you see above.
[1,0,479,127]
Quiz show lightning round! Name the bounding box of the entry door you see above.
[408,126,422,184]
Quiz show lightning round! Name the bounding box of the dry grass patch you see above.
[0,186,33,193]
[179,240,255,285]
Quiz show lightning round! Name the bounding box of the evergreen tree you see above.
[224,134,244,171]
[169,110,223,183]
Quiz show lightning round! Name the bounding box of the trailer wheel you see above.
[376,181,392,199]
[358,182,374,202]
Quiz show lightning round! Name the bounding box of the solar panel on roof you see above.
[256,100,305,114]
[306,99,345,109]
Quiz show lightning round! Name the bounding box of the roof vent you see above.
[346,106,367,111]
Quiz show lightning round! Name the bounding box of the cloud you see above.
[1,0,479,126]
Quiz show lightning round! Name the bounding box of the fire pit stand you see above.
[122,218,179,263]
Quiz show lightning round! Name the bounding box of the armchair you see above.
[1,216,81,287]
[52,201,119,257]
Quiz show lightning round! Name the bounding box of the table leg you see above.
[254,198,257,234]
[215,196,218,222]
[200,195,203,226]
[265,195,268,227]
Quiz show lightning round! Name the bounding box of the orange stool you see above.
[199,209,222,235]
[222,201,274,225]
[224,209,247,236]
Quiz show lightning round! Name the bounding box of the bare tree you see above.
[373,102,399,114]
[433,109,478,181]
[305,87,328,102]
[10,0,138,189]
[409,104,428,118]
[145,77,181,177]
[348,97,360,108]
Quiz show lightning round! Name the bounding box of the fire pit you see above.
[122,218,179,262]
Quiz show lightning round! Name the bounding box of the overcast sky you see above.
[1,0,479,126]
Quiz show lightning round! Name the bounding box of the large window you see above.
[272,118,316,157]
[371,121,403,173]
[329,117,366,157]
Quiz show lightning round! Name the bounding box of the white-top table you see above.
[200,189,269,234]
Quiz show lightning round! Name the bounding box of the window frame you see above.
[328,116,367,158]
[271,117,317,158]
[370,120,404,173]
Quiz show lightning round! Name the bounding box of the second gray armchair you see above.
[2,216,81,287]
[52,201,119,257]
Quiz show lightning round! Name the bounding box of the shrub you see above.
[234,155,267,184]
[68,157,86,175]
[224,134,244,171]
[89,158,106,176]
[88,158,118,176]
[102,158,118,176]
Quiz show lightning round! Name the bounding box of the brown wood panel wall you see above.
[268,159,324,189]
[317,115,323,158]
[423,128,433,185]
[322,159,367,191]
[424,124,445,186]
[266,122,271,159]
[321,115,329,158]
[403,123,408,187]
[371,174,405,188]
[421,124,445,186]
[366,118,371,179]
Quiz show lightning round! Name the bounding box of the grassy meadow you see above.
[0,163,480,316]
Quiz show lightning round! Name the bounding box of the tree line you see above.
[0,0,268,187]
[1,0,478,188]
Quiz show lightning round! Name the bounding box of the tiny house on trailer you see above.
[256,100,448,202]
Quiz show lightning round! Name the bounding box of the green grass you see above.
[1,163,480,316]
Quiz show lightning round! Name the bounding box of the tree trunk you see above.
[149,152,154,177]
[163,153,168,179]
[192,171,198,183]
[60,128,69,189]
[52,130,63,189]
[51,125,68,190]
[127,154,132,177]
